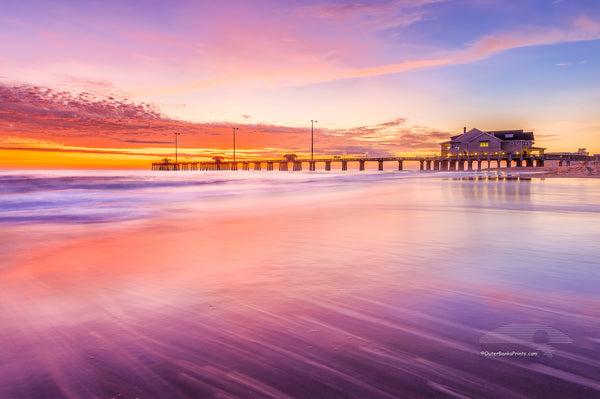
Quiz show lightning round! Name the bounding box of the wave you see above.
[4,169,592,225]
[0,174,228,194]
[0,170,411,225]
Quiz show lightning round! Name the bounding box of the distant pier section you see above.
[152,153,599,172]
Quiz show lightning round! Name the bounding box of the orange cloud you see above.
[1,83,452,168]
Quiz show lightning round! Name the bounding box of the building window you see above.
[479,141,489,147]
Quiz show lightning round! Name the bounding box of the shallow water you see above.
[0,170,599,398]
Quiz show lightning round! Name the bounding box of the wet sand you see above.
[1,176,599,398]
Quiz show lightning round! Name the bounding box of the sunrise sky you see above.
[1,0,599,168]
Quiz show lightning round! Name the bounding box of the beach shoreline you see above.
[497,163,600,179]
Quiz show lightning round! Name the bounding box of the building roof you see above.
[445,128,534,144]
[448,128,500,144]
[487,130,534,141]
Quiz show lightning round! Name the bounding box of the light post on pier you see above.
[311,120,317,161]
[232,127,239,163]
[174,132,181,163]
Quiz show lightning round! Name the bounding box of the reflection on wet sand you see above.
[0,176,599,398]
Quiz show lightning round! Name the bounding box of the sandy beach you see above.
[507,163,600,179]
[1,171,599,398]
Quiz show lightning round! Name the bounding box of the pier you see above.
[152,153,599,172]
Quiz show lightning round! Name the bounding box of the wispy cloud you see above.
[556,59,589,66]
[0,146,149,156]
[329,17,600,81]
[297,0,445,30]
[148,14,600,97]
[55,76,117,92]
[332,119,449,151]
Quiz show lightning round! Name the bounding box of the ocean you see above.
[1,169,599,398]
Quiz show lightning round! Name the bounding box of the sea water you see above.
[0,170,599,398]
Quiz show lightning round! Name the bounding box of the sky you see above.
[1,0,599,168]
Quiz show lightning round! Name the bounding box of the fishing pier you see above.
[152,153,599,172]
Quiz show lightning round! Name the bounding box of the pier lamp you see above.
[311,120,317,161]
[174,132,181,163]
[232,127,239,163]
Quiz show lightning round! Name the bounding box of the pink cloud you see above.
[0,85,164,121]
[575,16,600,32]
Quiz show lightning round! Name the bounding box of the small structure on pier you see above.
[441,128,544,158]
[546,148,589,157]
